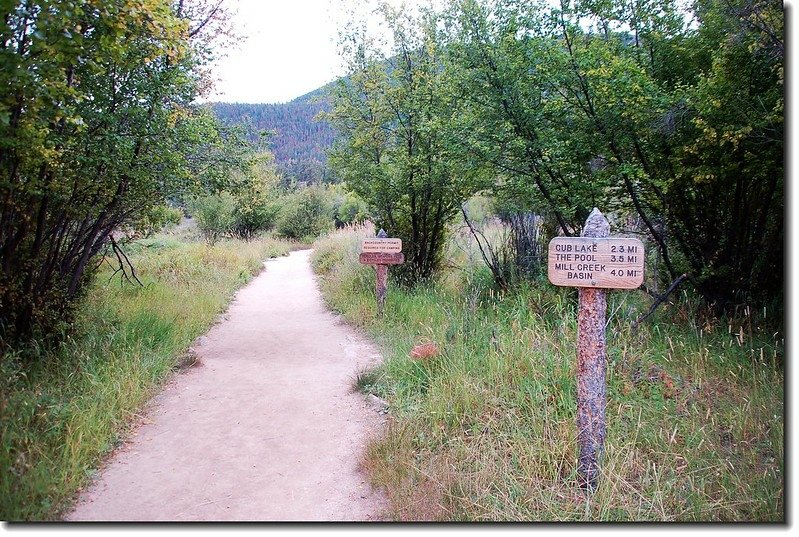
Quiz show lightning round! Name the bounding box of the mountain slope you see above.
[211,85,337,184]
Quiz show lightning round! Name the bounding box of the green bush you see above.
[229,163,283,240]
[187,193,236,244]
[333,189,370,227]
[276,187,333,240]
[231,197,280,240]
[130,205,183,238]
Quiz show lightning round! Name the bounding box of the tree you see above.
[0,0,250,347]
[328,2,488,284]
[446,0,783,306]
[667,0,783,304]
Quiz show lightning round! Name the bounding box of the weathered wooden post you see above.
[575,209,610,490]
[375,230,389,315]
[359,229,404,316]
[547,208,645,490]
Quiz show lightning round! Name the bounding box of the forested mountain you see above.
[211,86,337,184]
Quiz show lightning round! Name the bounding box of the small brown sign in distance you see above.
[548,237,644,289]
[361,238,402,253]
[359,252,405,265]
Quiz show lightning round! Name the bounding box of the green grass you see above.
[0,232,292,521]
[311,224,784,521]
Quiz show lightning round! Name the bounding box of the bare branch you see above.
[108,236,144,287]
[632,273,690,330]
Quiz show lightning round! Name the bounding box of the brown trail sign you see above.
[359,229,404,316]
[548,237,644,289]
[547,208,645,490]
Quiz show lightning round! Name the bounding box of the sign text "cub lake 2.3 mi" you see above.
[547,237,645,289]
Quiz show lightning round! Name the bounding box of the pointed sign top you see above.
[377,229,388,238]
[582,208,610,239]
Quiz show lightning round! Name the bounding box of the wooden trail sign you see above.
[359,229,404,316]
[548,237,644,289]
[548,208,645,490]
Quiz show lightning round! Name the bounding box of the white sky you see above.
[208,0,430,104]
[207,0,342,103]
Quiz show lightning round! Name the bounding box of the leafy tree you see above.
[667,0,783,304]
[446,0,782,306]
[330,186,370,227]
[328,3,488,284]
[188,191,236,245]
[229,153,283,240]
[125,205,184,238]
[0,0,250,346]
[445,0,596,235]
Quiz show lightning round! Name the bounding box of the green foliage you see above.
[443,0,783,307]
[187,154,285,243]
[275,186,334,241]
[667,0,784,304]
[124,205,184,238]
[188,192,237,245]
[0,0,251,345]
[229,157,283,240]
[330,185,371,227]
[231,195,280,240]
[327,4,489,284]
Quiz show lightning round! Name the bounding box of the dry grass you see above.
[312,224,784,522]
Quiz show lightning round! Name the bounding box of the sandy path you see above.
[66,249,387,521]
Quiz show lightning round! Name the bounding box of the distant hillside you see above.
[211,86,337,184]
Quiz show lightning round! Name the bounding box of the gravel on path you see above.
[65,249,387,521]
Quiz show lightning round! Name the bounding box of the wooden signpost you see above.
[547,208,645,490]
[359,229,404,316]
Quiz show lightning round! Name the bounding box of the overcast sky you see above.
[206,0,340,104]
[208,0,431,104]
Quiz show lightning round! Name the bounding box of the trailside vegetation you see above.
[328,0,783,309]
[311,223,783,521]
[446,0,783,307]
[328,4,490,285]
[0,0,251,346]
[186,156,370,244]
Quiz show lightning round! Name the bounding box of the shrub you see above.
[231,197,280,240]
[333,190,371,227]
[188,193,237,245]
[125,205,183,238]
[230,161,283,240]
[276,187,333,240]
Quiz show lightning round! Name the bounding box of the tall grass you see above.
[312,224,784,521]
[0,232,291,520]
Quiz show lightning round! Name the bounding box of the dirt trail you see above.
[66,249,387,521]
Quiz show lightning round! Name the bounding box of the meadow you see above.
[312,223,784,521]
[0,224,293,520]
